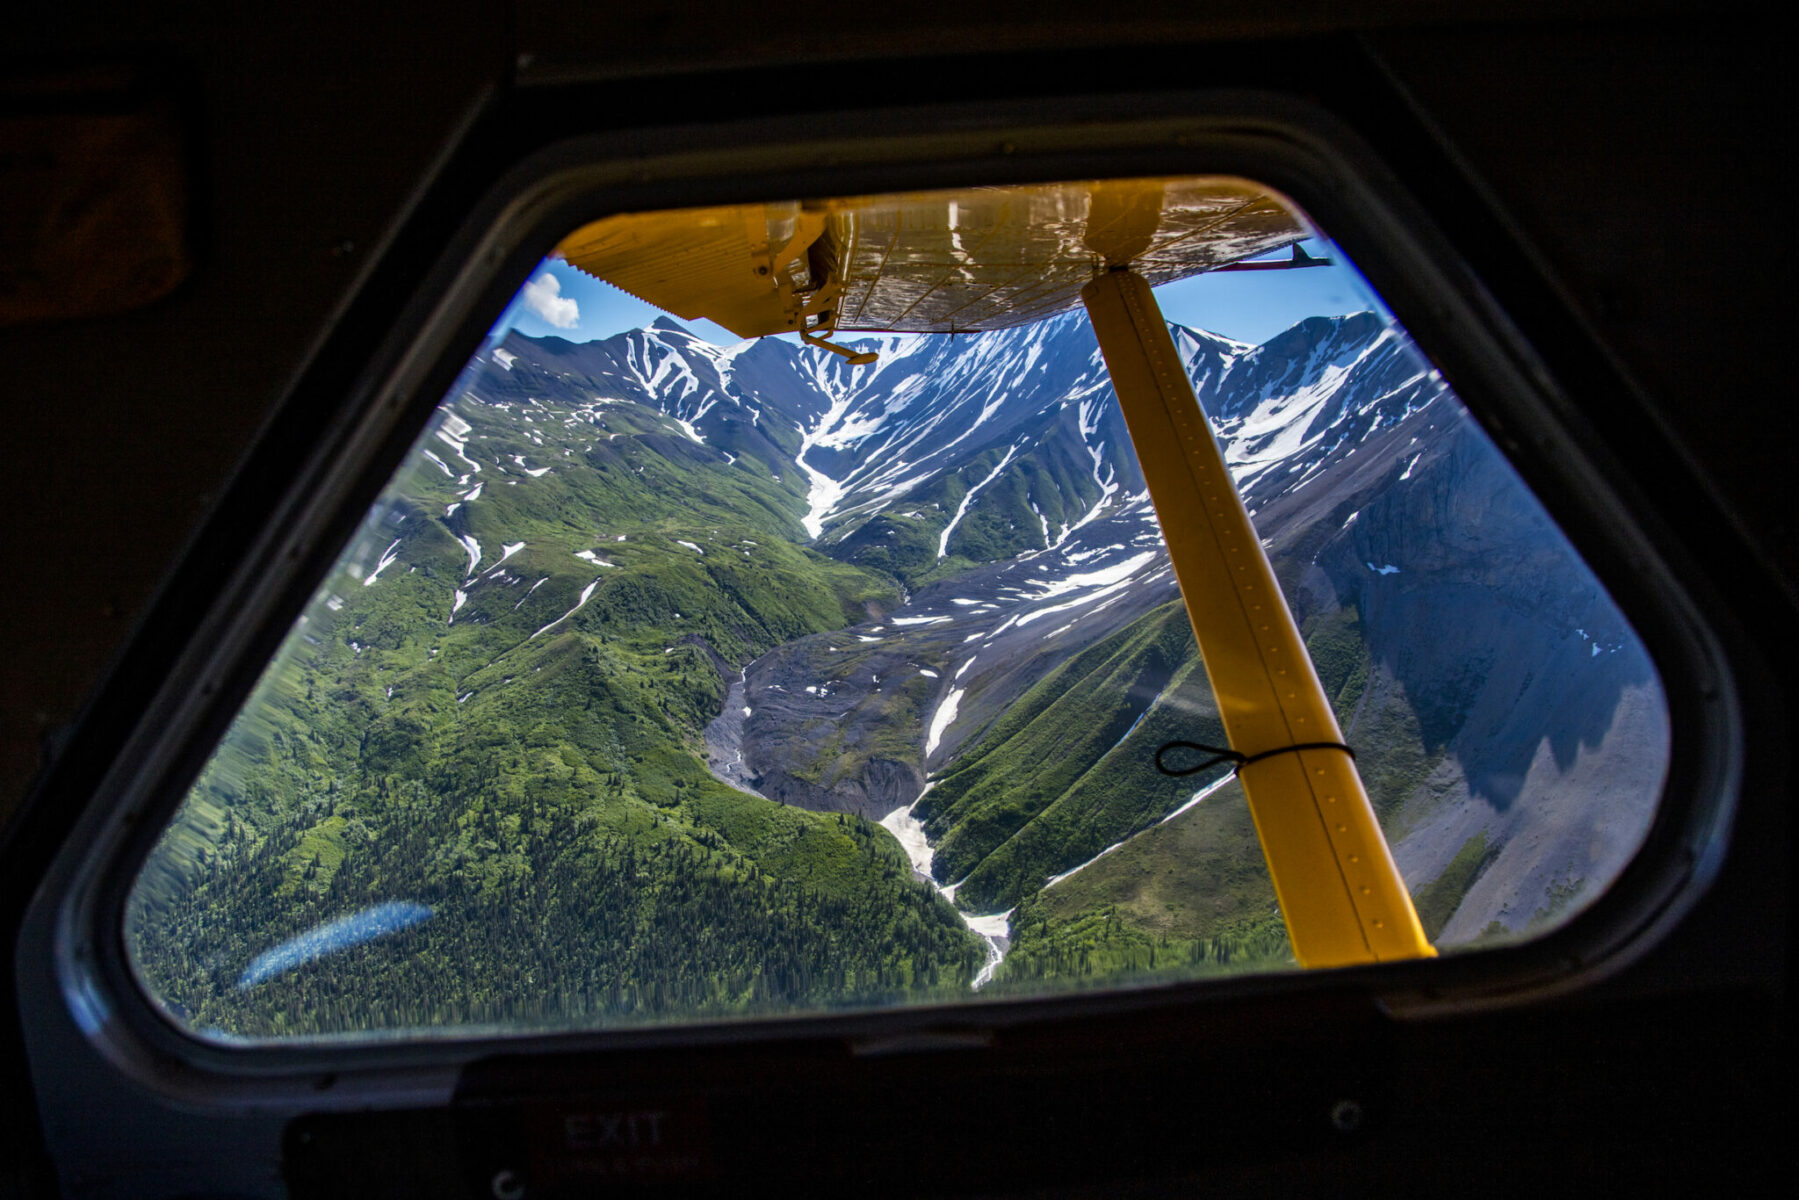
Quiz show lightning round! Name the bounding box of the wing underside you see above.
[553,177,1308,339]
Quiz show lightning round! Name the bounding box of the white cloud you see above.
[521,272,580,329]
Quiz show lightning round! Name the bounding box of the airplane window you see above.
[122,180,1670,1041]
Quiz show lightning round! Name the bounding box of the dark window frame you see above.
[13,68,1738,1127]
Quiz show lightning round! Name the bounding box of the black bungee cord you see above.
[1153,738,1356,778]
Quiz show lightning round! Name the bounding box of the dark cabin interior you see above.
[2,3,1789,1195]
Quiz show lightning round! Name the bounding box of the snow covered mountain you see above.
[485,313,1147,566]
[485,310,1441,573]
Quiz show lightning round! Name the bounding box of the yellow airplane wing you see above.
[554,178,1305,339]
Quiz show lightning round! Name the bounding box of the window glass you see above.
[124,183,1669,1040]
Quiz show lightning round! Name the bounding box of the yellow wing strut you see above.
[556,181,1432,967]
[1081,268,1434,968]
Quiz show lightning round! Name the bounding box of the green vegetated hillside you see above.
[998,781,1294,992]
[918,602,1221,913]
[128,387,984,1037]
[933,595,1457,994]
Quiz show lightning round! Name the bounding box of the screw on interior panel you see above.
[491,1168,526,1199]
[1330,1099,1364,1132]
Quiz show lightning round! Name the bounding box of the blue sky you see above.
[489,238,1389,350]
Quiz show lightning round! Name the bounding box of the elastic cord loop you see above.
[1153,739,1356,778]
